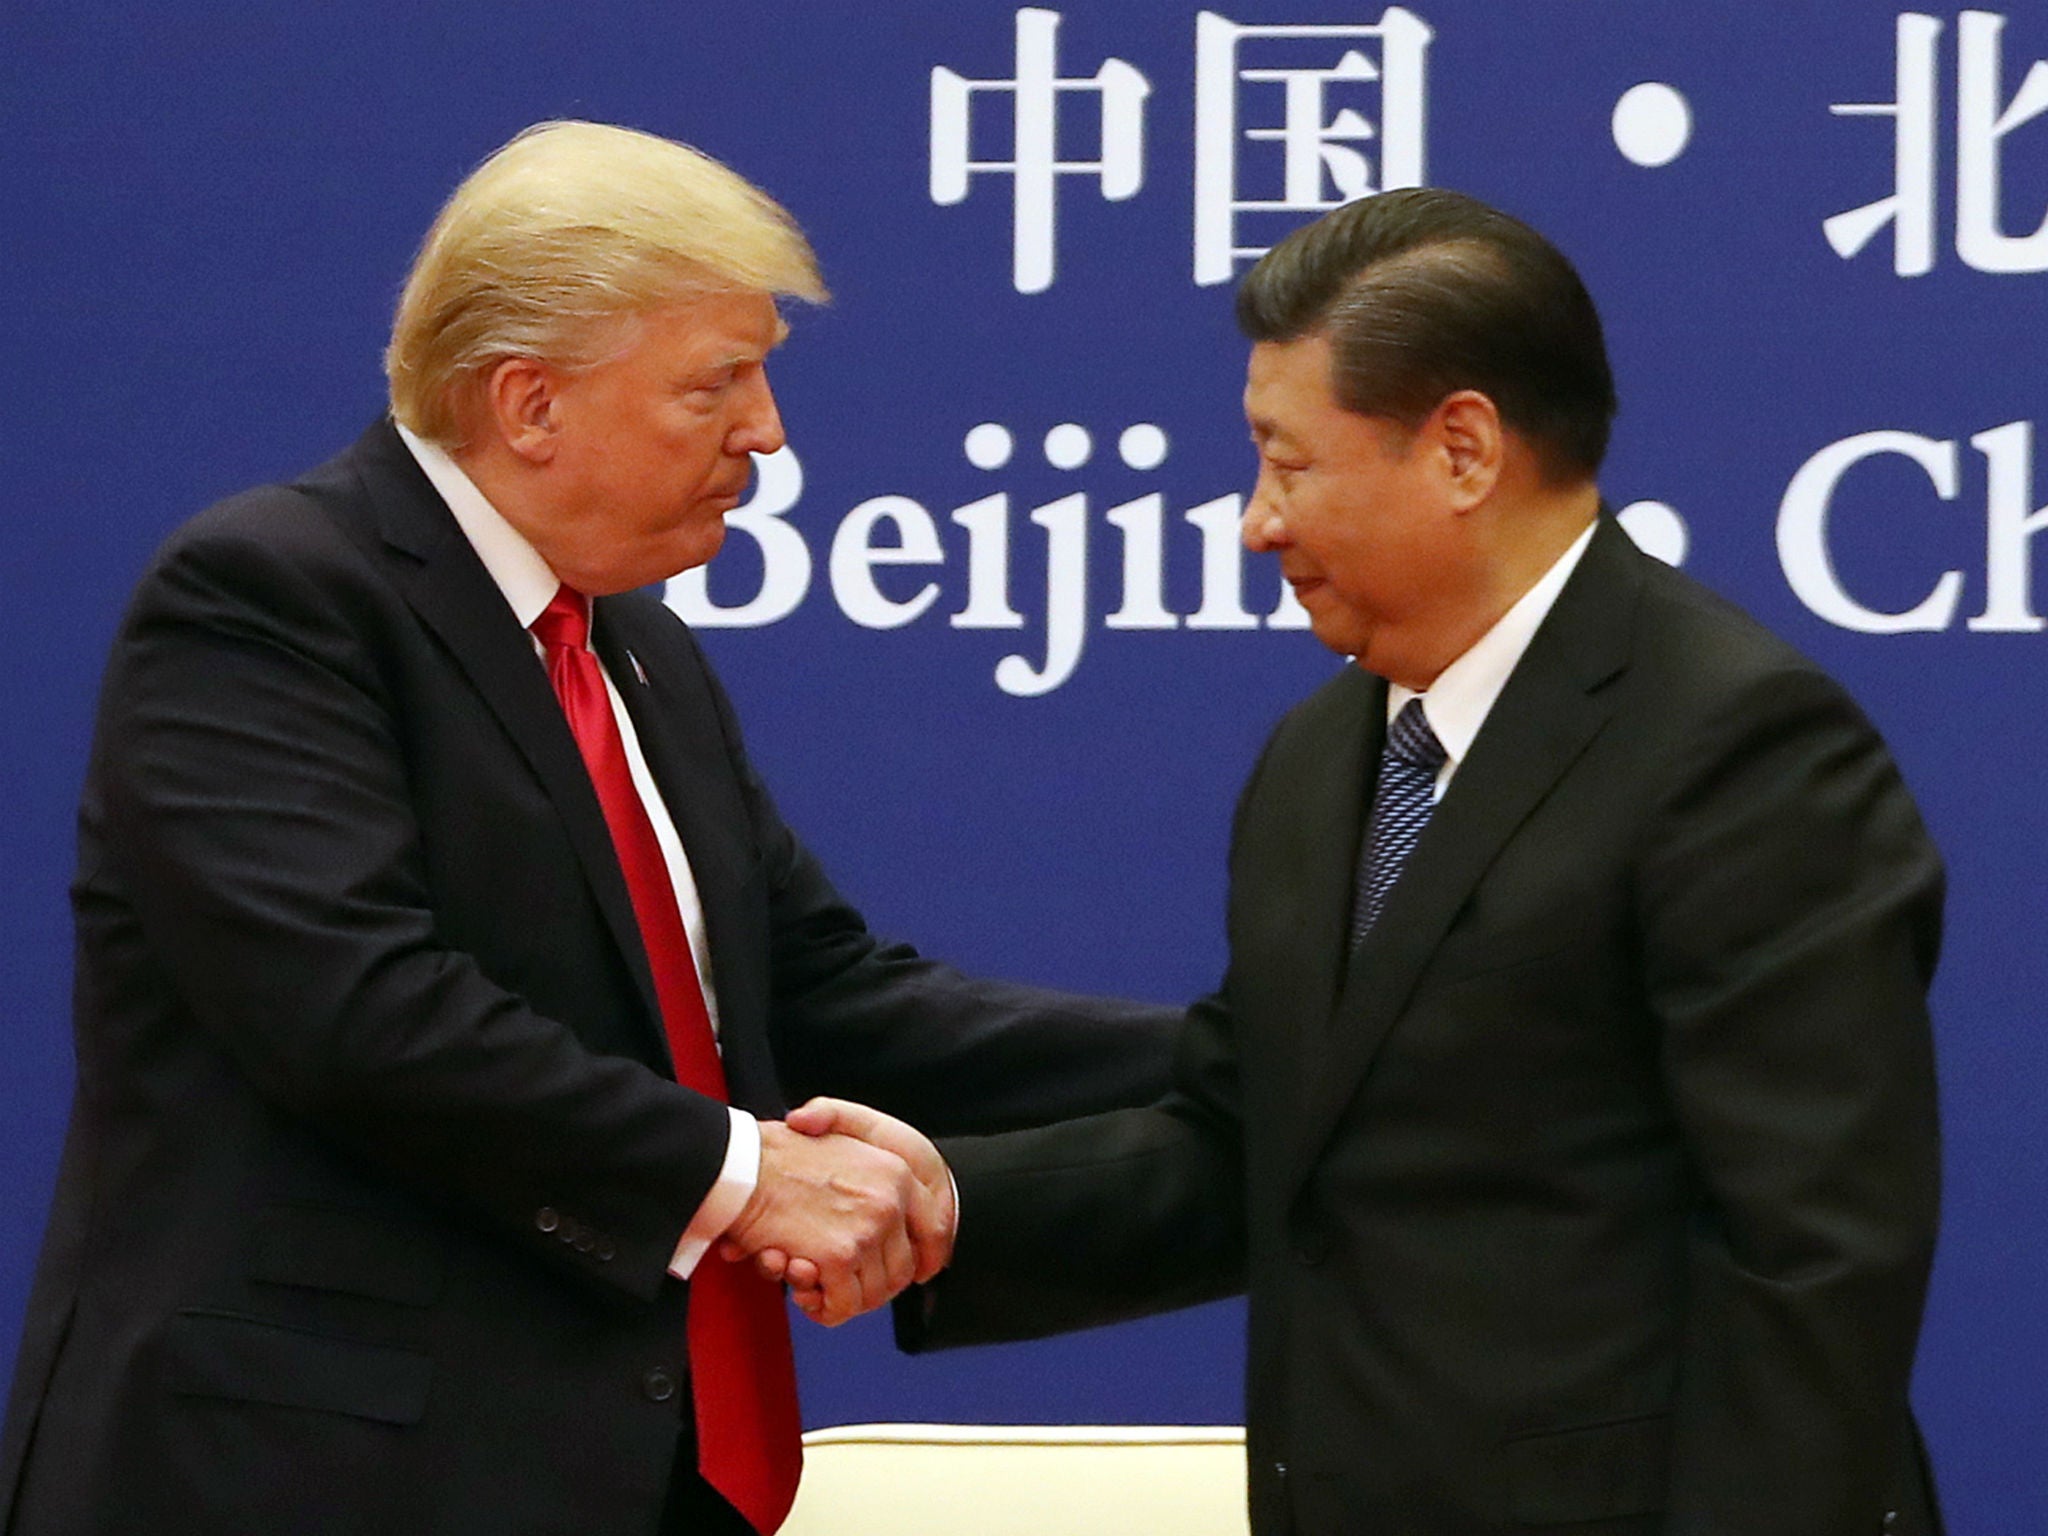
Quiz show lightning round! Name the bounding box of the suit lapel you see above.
[1286,668,1387,1077]
[347,425,667,1053]
[1286,518,1644,1191]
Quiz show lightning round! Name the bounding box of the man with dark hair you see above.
[1236,190,1617,483]
[820,188,1946,1534]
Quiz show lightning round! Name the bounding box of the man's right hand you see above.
[772,1098,957,1321]
[717,1122,926,1326]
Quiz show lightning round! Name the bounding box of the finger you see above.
[841,1230,888,1325]
[850,1158,919,1314]
[848,1192,917,1320]
[908,1234,948,1284]
[879,1213,917,1301]
[792,1096,893,1148]
[907,1180,958,1284]
[792,1286,825,1321]
[812,1236,863,1328]
[783,1097,850,1137]
[750,1247,791,1284]
[811,1282,850,1327]
[783,1253,825,1312]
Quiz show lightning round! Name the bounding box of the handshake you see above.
[717,1098,954,1327]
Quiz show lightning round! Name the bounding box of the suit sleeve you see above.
[95,514,732,1304]
[675,626,1183,1136]
[1638,664,1942,1534]
[901,989,1250,1347]
[881,733,1293,1349]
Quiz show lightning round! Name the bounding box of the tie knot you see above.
[532,584,590,653]
[1387,698,1447,771]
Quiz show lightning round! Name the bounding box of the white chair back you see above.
[781,1424,1251,1536]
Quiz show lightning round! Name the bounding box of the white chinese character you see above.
[931,7,1150,294]
[1827,11,2048,277]
[1193,9,1434,286]
[1826,14,1941,275]
[1957,10,2048,273]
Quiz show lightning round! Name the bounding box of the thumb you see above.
[785,1095,863,1138]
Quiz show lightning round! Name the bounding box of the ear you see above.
[479,357,564,465]
[1428,390,1504,511]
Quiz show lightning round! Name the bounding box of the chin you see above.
[589,537,720,594]
[685,522,728,568]
[630,535,717,590]
[1307,620,1366,659]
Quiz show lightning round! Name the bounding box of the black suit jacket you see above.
[0,420,1175,1536]
[914,518,1944,1536]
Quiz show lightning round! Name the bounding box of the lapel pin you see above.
[626,649,649,686]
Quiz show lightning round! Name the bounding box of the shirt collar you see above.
[395,422,565,635]
[1389,519,1598,765]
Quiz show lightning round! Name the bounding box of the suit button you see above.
[1273,1460,1288,1482]
[535,1206,560,1234]
[642,1368,677,1403]
[573,1230,595,1254]
[1883,1513,1898,1530]
[596,1238,617,1263]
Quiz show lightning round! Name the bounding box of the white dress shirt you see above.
[396,424,756,1279]
[1389,519,1598,798]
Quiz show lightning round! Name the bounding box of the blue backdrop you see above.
[5,3,2044,1529]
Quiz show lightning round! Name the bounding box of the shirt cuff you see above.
[668,1107,761,1280]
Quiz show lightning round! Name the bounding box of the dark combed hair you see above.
[1236,188,1619,481]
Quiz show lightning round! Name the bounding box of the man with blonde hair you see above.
[0,121,1171,1536]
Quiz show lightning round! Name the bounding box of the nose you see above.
[1242,477,1288,552]
[728,369,786,457]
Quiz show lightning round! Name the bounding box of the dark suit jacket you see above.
[913,517,1944,1536]
[0,420,1175,1536]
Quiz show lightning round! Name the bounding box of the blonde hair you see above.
[386,120,827,444]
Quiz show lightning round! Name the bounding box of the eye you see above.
[1252,434,1305,481]
[682,365,741,403]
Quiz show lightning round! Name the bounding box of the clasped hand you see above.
[716,1098,954,1326]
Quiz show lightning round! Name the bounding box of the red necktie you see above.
[532,586,801,1534]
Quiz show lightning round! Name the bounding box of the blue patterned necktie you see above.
[1350,698,1449,947]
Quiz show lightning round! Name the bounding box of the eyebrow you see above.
[701,319,790,375]
[1248,419,1301,454]
[695,339,779,379]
